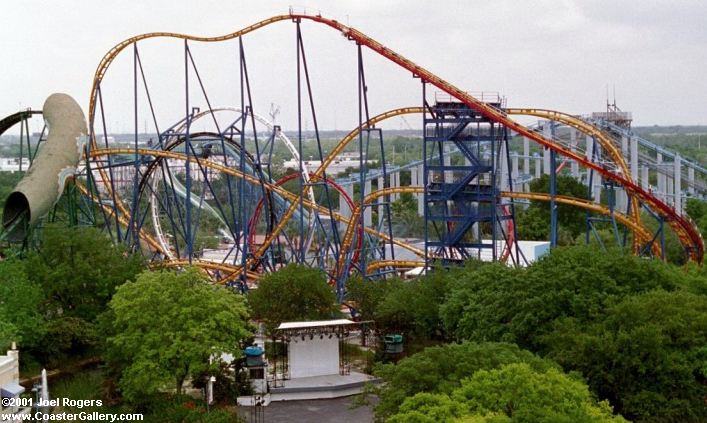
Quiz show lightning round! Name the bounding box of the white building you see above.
[247,319,377,403]
[0,344,30,417]
[282,153,369,175]
[0,157,29,172]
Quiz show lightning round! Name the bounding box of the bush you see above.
[389,363,626,422]
[371,342,557,420]
[543,289,707,422]
[0,259,45,351]
[139,395,240,423]
[247,264,338,334]
[37,317,98,368]
[26,224,144,321]
[104,268,251,402]
[441,246,701,351]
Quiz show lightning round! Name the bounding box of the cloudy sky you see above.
[2,0,706,134]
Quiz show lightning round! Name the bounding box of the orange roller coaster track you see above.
[312,106,659,265]
[87,148,426,276]
[85,11,702,272]
[334,186,661,280]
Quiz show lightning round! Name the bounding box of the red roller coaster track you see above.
[86,12,703,266]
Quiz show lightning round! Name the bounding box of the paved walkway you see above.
[237,396,376,423]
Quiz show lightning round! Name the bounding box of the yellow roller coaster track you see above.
[85,12,701,268]
[335,186,660,280]
[336,186,425,280]
[87,148,426,277]
[366,260,425,274]
[150,258,261,280]
[319,106,654,267]
[87,102,662,281]
[74,180,165,253]
[505,108,642,253]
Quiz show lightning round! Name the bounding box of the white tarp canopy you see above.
[277,319,355,330]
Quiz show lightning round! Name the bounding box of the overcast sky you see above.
[3,0,707,135]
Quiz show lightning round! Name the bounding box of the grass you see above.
[50,370,108,413]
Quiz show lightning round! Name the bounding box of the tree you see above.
[543,289,707,422]
[0,259,46,350]
[390,192,424,238]
[26,224,145,321]
[388,363,626,422]
[247,264,338,333]
[371,342,557,420]
[640,211,690,265]
[515,206,551,242]
[685,197,707,223]
[36,317,98,368]
[105,268,250,402]
[516,174,590,242]
[686,198,707,254]
[346,275,403,323]
[348,264,479,344]
[373,267,456,342]
[440,246,701,351]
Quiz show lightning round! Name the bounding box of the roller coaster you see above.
[1,11,703,297]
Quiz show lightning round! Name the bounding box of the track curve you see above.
[86,11,702,267]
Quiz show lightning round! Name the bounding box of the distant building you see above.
[282,153,368,175]
[0,157,29,172]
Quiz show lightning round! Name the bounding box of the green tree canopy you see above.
[0,259,45,350]
[347,264,479,343]
[440,246,701,351]
[26,224,145,321]
[388,363,626,423]
[515,174,590,241]
[371,342,557,420]
[543,289,707,422]
[247,264,338,333]
[105,268,250,402]
[345,275,403,323]
[390,192,425,237]
[685,197,707,222]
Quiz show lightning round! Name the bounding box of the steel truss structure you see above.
[1,11,704,300]
[423,97,518,265]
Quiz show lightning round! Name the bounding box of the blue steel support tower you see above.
[423,96,512,265]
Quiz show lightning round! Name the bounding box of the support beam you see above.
[593,182,602,205]
[550,149,558,247]
[674,154,682,213]
[657,152,666,200]
[570,128,579,178]
[542,122,551,175]
[500,142,509,191]
[364,179,372,226]
[621,135,629,160]
[523,137,530,175]
[443,144,452,183]
[339,183,353,219]
[630,135,639,183]
[376,175,384,220]
[585,134,593,161]
[417,165,424,215]
[511,153,519,191]
[688,166,695,195]
[390,172,400,201]
[534,156,542,179]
